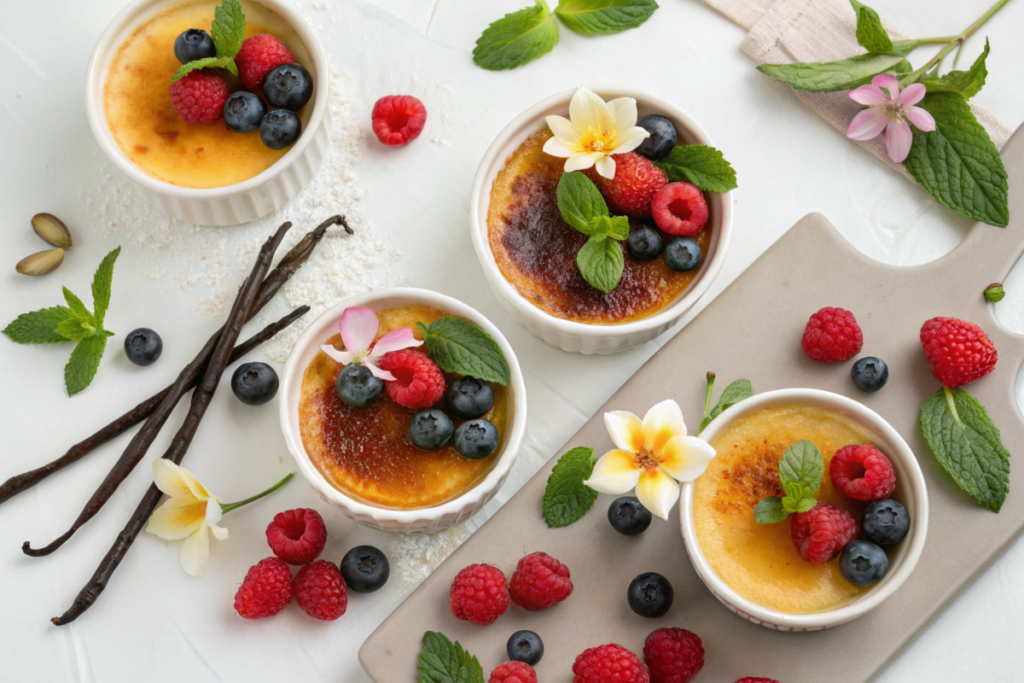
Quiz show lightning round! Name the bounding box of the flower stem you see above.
[703,372,716,418]
[902,0,1012,86]
[220,472,294,514]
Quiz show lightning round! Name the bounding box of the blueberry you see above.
[262,63,314,110]
[507,630,544,666]
[339,545,390,593]
[259,109,302,150]
[627,226,664,261]
[627,572,674,618]
[173,29,216,64]
[862,498,910,546]
[851,356,889,393]
[230,362,279,406]
[839,540,888,586]
[336,364,384,408]
[446,377,494,419]
[453,419,499,460]
[634,115,678,161]
[608,496,653,536]
[223,91,268,134]
[124,328,162,366]
[409,409,454,450]
[663,237,702,272]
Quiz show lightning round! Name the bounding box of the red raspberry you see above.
[379,348,446,410]
[643,628,704,683]
[586,152,668,218]
[233,557,293,619]
[830,444,896,501]
[449,563,509,625]
[573,644,650,683]
[508,551,573,611]
[235,34,295,94]
[801,306,863,362]
[790,502,858,564]
[489,661,538,683]
[169,71,229,124]
[920,317,998,388]
[372,95,427,146]
[265,508,327,565]
[651,183,708,236]
[735,679,780,683]
[293,559,348,621]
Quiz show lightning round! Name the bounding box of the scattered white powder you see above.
[385,525,469,595]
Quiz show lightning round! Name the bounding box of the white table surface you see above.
[3,0,1024,680]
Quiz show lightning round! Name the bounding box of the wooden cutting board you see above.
[360,126,1024,682]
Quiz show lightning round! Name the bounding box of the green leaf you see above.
[850,1,893,54]
[56,318,97,342]
[416,318,511,386]
[91,247,120,327]
[795,496,818,513]
[920,387,1010,512]
[584,215,630,240]
[555,0,658,35]
[172,56,238,83]
[63,287,93,323]
[757,41,917,92]
[709,379,753,420]
[576,235,624,293]
[654,145,738,193]
[905,91,1009,227]
[417,631,485,683]
[557,170,609,233]
[65,335,107,396]
[922,38,989,99]
[3,306,74,344]
[778,440,824,496]
[473,0,560,71]
[754,496,788,524]
[543,446,598,528]
[212,0,246,58]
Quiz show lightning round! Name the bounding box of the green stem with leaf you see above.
[219,472,294,514]
[900,0,1012,86]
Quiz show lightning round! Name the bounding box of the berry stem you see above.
[220,473,294,514]
[943,386,964,428]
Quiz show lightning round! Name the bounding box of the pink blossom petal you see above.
[370,327,423,357]
[885,119,913,163]
[364,361,396,382]
[320,344,356,365]
[899,83,926,107]
[846,109,889,141]
[849,84,888,106]
[338,306,378,354]
[905,105,936,132]
[871,73,900,99]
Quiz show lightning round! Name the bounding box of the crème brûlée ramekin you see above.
[470,86,734,355]
[680,389,928,631]
[86,0,330,226]
[280,288,528,533]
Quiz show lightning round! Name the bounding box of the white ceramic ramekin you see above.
[470,86,734,355]
[86,0,330,226]
[279,288,528,533]
[680,389,928,631]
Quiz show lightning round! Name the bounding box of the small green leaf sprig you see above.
[754,440,824,524]
[415,317,511,386]
[3,247,121,395]
[697,372,752,435]
[542,446,598,528]
[417,631,485,683]
[172,0,246,82]
[556,171,630,293]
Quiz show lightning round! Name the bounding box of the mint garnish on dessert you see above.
[555,0,659,36]
[557,171,630,293]
[696,372,752,435]
[473,0,560,71]
[417,631,485,683]
[172,0,245,82]
[654,145,738,194]
[754,440,823,524]
[543,446,598,528]
[415,318,511,386]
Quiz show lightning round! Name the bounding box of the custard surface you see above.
[693,404,875,614]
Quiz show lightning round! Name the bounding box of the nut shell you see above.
[31,213,73,248]
[16,248,65,276]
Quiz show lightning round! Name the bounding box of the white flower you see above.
[145,460,228,576]
[543,86,650,180]
[584,400,716,520]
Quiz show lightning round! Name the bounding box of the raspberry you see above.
[586,152,668,218]
[169,71,229,125]
[573,644,650,683]
[651,183,708,236]
[379,349,446,410]
[735,678,780,683]
[372,95,427,146]
[233,557,293,619]
[920,317,998,387]
[449,563,510,625]
[508,551,573,611]
[265,508,327,565]
[235,34,295,94]
[293,559,348,621]
[489,661,538,683]
[830,444,896,501]
[643,628,704,683]
[801,307,863,362]
[790,502,858,564]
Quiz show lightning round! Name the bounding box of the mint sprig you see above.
[697,372,752,435]
[555,0,659,36]
[415,318,511,386]
[757,41,916,92]
[655,145,738,194]
[171,0,245,82]
[417,631,485,683]
[473,0,559,71]
[543,446,598,528]
[921,39,989,100]
[851,0,893,54]
[556,171,630,293]
[754,440,823,524]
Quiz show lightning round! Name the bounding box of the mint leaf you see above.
[709,379,752,420]
[56,317,97,342]
[851,1,893,54]
[754,497,788,524]
[212,0,246,58]
[920,387,1010,512]
[417,318,510,386]
[172,56,238,83]
[576,235,624,293]
[91,246,120,327]
[474,0,560,71]
[557,170,609,233]
[543,447,598,528]
[795,497,818,512]
[63,287,93,323]
[555,0,658,35]
[65,335,106,396]
[757,41,916,92]
[584,215,629,240]
[905,91,1009,227]
[779,440,824,494]
[3,306,74,344]
[417,631,485,683]
[922,39,989,99]
[654,145,738,193]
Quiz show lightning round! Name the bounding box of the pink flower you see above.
[846,74,936,163]
[319,306,421,381]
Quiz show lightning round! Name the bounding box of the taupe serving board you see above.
[361,127,1024,682]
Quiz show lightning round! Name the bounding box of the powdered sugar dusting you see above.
[385,525,469,595]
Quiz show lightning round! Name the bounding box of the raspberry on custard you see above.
[790,502,858,564]
[169,70,229,124]
[801,306,863,362]
[651,182,708,236]
[372,95,427,146]
[573,643,650,683]
[265,508,327,565]
[235,34,295,94]
[585,152,668,218]
[508,551,573,611]
[644,627,704,683]
[378,348,446,410]
[293,559,348,621]
[449,563,510,626]
[489,661,538,683]
[233,557,293,619]
[830,444,896,501]
[920,316,998,387]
